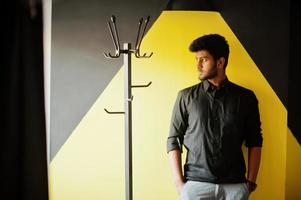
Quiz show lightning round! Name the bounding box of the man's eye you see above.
[196,58,207,62]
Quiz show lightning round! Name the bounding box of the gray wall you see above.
[51,0,167,159]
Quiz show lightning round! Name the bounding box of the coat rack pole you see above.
[124,43,133,200]
[103,15,153,200]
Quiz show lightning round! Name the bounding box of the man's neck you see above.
[208,74,227,89]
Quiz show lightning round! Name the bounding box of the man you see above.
[167,34,263,200]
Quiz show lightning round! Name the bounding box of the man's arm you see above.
[247,147,262,192]
[244,91,263,193]
[168,149,185,196]
[167,91,188,195]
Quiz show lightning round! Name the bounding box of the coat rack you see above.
[103,15,153,200]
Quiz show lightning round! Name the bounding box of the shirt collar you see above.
[203,77,229,93]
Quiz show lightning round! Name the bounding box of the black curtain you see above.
[288,0,301,144]
[1,0,49,199]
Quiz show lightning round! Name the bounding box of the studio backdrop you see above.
[49,0,300,200]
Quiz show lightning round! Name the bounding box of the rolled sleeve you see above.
[167,90,188,153]
[244,91,263,147]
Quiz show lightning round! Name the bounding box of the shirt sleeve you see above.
[244,91,263,147]
[167,90,188,153]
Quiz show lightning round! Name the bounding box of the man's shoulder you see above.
[228,81,256,96]
[230,82,256,98]
[179,82,202,96]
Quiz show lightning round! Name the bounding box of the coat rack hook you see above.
[103,15,121,59]
[132,81,152,88]
[134,16,153,58]
[104,108,125,114]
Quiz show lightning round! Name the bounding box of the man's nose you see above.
[197,62,203,70]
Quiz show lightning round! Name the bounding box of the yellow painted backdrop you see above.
[50,11,295,200]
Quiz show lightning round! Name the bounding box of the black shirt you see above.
[167,78,263,183]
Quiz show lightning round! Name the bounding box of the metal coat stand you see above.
[103,15,153,200]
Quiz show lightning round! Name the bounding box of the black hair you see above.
[189,34,230,68]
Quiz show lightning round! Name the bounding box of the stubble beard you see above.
[198,64,218,81]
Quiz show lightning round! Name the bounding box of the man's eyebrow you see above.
[196,56,209,59]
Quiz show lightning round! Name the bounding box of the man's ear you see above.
[217,57,225,69]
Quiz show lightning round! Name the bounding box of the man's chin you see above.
[198,75,206,81]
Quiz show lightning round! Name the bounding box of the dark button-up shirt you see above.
[167,78,263,183]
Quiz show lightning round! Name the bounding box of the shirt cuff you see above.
[167,137,183,153]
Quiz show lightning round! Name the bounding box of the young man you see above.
[167,34,263,200]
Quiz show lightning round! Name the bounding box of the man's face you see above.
[195,50,218,81]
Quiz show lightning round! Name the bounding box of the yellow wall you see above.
[50,11,290,199]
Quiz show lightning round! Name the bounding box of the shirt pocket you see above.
[223,112,240,134]
[225,95,240,114]
[223,95,240,125]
